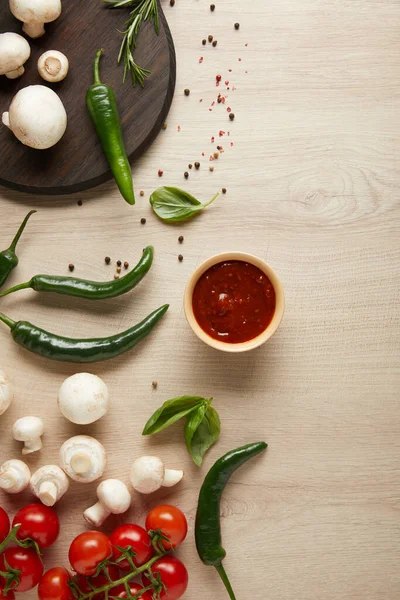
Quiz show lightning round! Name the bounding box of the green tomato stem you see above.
[215,564,237,600]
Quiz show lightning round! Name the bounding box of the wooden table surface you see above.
[0,1,399,598]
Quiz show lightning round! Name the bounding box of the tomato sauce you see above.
[192,260,276,343]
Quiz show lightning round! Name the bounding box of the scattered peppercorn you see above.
[178,254,184,262]
[77,200,83,206]
[184,88,190,96]
[195,161,200,169]
[114,273,120,280]
[105,256,111,265]
[234,22,240,30]
[217,145,221,150]
[170,0,175,6]
[208,34,213,42]
[213,151,219,159]
[212,40,218,47]
[141,218,147,225]
[229,113,235,121]
[222,188,227,194]
[158,169,163,177]
[217,96,222,103]
[178,235,184,244]
[202,38,207,45]
[117,260,122,267]
[124,261,129,269]
[116,266,122,274]
[210,4,215,11]
[162,123,167,130]
[68,264,75,272]
[216,74,222,82]
[184,171,189,179]
[209,166,214,172]
[152,381,158,389]
[140,190,144,196]
[188,163,193,169]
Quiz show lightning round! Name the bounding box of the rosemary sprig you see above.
[104,0,160,87]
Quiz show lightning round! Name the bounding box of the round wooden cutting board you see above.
[0,1,176,195]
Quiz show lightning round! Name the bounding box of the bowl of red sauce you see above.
[184,252,284,352]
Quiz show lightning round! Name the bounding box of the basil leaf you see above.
[185,405,221,467]
[150,187,219,222]
[142,396,210,436]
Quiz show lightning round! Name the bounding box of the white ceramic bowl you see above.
[184,252,285,352]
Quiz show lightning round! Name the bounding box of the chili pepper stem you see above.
[0,281,31,298]
[93,49,104,85]
[0,312,15,329]
[7,210,37,252]
[215,564,237,600]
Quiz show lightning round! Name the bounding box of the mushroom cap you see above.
[38,50,69,83]
[9,0,62,25]
[6,85,67,150]
[60,435,107,483]
[58,373,110,425]
[130,456,165,494]
[97,479,132,513]
[0,459,31,493]
[0,369,13,416]
[12,416,44,442]
[0,33,31,76]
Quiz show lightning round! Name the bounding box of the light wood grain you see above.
[0,1,399,599]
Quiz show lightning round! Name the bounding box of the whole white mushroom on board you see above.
[58,373,110,425]
[30,465,69,506]
[12,416,44,455]
[0,369,13,416]
[0,33,30,79]
[130,456,183,494]
[9,0,62,39]
[84,480,132,527]
[38,50,69,83]
[60,435,107,483]
[0,459,30,493]
[2,85,67,150]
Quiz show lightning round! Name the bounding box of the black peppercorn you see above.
[212,40,217,47]
[178,235,184,244]
[210,4,215,11]
[234,22,240,30]
[202,39,207,45]
[124,261,129,269]
[170,0,175,6]
[77,200,83,206]
[222,188,227,194]
[208,34,213,42]
[184,171,189,179]
[194,162,200,169]
[68,264,75,272]
[141,218,146,225]
[116,260,122,267]
[184,88,190,96]
[229,113,235,121]
[188,164,193,169]
[105,256,111,265]
[178,254,184,262]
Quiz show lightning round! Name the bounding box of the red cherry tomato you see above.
[69,531,112,576]
[145,505,188,550]
[0,589,15,599]
[0,547,43,592]
[0,509,10,544]
[38,568,74,600]
[109,524,153,569]
[111,582,152,599]
[74,565,119,600]
[142,556,188,600]
[13,504,60,548]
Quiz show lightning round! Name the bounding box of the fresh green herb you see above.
[149,187,219,223]
[104,0,160,87]
[143,396,221,465]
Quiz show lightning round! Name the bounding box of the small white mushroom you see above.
[60,435,107,483]
[9,0,62,39]
[0,459,30,493]
[0,369,13,416]
[30,465,69,506]
[130,456,183,494]
[84,479,132,527]
[38,50,69,82]
[13,416,44,454]
[58,373,110,425]
[2,85,67,150]
[0,33,31,79]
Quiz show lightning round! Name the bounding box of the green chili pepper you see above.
[0,246,153,300]
[0,211,36,290]
[86,49,135,205]
[0,304,168,363]
[195,442,268,600]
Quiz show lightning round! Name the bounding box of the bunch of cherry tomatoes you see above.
[0,504,189,600]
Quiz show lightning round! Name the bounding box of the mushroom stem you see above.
[70,452,92,475]
[6,66,24,79]
[2,113,10,129]
[23,436,43,455]
[84,502,110,527]
[39,481,58,506]
[22,22,45,38]
[163,469,184,488]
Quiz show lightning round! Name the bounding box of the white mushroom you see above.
[13,416,44,454]
[130,456,183,494]
[0,369,13,416]
[58,373,110,425]
[0,33,30,79]
[60,436,107,483]
[2,85,67,150]
[38,50,69,82]
[9,0,62,39]
[30,465,69,506]
[84,479,132,527]
[0,459,30,493]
